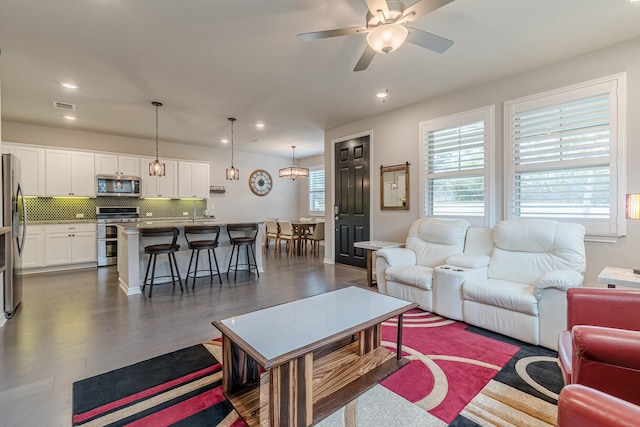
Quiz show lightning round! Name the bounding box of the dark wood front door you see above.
[334,136,370,268]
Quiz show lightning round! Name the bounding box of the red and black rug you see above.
[72,310,562,426]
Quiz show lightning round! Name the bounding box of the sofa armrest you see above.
[567,288,640,331]
[446,253,490,269]
[376,247,417,267]
[573,326,640,372]
[533,270,583,299]
[558,384,640,427]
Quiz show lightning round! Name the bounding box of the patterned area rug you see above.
[72,310,562,426]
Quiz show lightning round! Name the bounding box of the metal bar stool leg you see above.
[187,249,196,288]
[149,254,157,297]
[192,249,201,289]
[249,244,259,277]
[227,245,236,278]
[143,254,152,294]
[171,252,183,290]
[212,249,222,285]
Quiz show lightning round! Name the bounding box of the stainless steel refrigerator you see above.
[3,153,26,319]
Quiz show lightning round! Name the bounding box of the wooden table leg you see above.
[396,314,404,361]
[366,249,374,287]
[222,335,260,393]
[269,353,313,426]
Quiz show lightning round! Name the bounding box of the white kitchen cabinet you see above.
[3,143,46,196]
[44,223,97,266]
[45,149,96,197]
[22,225,46,268]
[140,157,178,198]
[95,153,140,176]
[178,161,210,198]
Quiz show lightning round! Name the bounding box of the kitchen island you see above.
[116,220,264,296]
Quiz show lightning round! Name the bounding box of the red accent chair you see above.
[558,384,640,427]
[557,288,640,405]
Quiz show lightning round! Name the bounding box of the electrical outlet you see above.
[182,212,189,216]
[75,213,84,218]
[146,212,153,217]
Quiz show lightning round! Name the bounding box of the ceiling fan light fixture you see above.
[366,23,408,53]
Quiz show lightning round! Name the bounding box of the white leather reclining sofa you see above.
[375,218,586,350]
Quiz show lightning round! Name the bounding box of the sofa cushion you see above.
[462,278,538,315]
[488,220,586,283]
[406,218,470,268]
[385,265,434,291]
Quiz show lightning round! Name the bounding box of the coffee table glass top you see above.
[217,286,413,362]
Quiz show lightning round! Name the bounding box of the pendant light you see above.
[225,117,239,180]
[149,101,165,176]
[279,145,309,180]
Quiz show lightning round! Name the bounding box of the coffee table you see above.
[212,286,417,426]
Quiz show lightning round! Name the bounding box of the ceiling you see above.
[2,0,640,159]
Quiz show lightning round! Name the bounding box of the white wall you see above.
[1,121,300,223]
[325,35,640,287]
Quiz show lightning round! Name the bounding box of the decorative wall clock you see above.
[249,169,273,196]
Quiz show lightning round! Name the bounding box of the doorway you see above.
[334,135,370,268]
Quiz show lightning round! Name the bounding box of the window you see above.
[419,106,494,226]
[505,74,626,236]
[308,168,325,215]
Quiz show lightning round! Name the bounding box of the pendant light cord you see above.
[155,104,159,160]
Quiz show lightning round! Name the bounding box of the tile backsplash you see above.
[25,197,207,222]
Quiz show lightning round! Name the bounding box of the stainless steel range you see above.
[96,206,139,267]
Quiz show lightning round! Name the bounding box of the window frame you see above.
[503,73,627,238]
[308,166,325,216]
[419,105,495,227]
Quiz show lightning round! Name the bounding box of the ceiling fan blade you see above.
[297,26,366,41]
[407,28,453,53]
[365,0,391,19]
[403,0,455,22]
[353,46,377,72]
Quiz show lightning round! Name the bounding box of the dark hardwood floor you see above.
[0,248,369,427]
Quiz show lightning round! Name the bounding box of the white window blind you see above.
[420,106,493,224]
[505,74,625,236]
[308,169,325,214]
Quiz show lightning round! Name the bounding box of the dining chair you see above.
[305,221,325,256]
[264,219,279,251]
[276,220,299,256]
[139,227,182,297]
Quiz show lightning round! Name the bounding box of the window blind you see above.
[309,169,325,213]
[425,121,485,216]
[510,94,611,219]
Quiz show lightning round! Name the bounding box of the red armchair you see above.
[557,287,640,405]
[558,384,640,427]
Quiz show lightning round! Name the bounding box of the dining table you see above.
[290,220,320,255]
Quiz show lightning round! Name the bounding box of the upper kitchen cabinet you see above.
[178,161,210,199]
[45,149,96,197]
[95,153,140,176]
[3,143,46,196]
[139,157,178,198]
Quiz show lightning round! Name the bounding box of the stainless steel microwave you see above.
[96,174,141,197]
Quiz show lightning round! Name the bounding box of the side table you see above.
[597,267,640,289]
[354,240,403,287]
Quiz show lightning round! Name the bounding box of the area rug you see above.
[72,310,562,426]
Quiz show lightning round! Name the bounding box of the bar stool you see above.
[226,223,259,280]
[140,227,183,297]
[184,225,222,288]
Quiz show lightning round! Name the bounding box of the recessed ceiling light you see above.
[221,138,229,144]
[376,91,388,98]
[64,115,76,120]
[256,122,265,129]
[61,82,78,89]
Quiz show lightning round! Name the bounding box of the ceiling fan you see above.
[297,0,455,72]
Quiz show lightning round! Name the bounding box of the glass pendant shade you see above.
[366,23,409,53]
[279,145,309,180]
[149,101,166,177]
[226,117,239,180]
[226,166,239,180]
